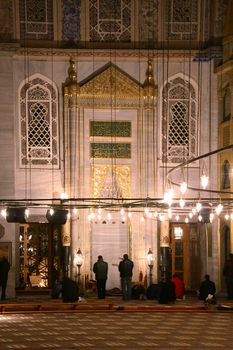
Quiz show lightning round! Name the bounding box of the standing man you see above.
[0,256,10,301]
[118,254,134,300]
[223,253,233,299]
[93,255,108,299]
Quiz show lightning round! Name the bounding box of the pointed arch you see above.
[19,73,59,168]
[162,73,198,164]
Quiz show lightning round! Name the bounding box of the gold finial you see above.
[64,58,79,97]
[143,59,157,100]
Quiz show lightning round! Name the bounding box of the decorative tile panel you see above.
[139,0,159,42]
[19,0,53,40]
[89,0,131,42]
[90,121,131,137]
[165,0,199,40]
[62,0,81,42]
[90,143,131,158]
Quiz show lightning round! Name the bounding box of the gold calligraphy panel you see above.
[90,143,131,158]
[90,121,131,137]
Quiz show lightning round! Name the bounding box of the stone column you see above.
[160,219,170,280]
[63,59,80,278]
[142,59,159,282]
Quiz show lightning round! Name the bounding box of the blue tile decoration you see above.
[62,0,81,42]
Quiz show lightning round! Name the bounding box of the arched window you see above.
[222,160,231,189]
[19,75,59,168]
[162,76,197,163]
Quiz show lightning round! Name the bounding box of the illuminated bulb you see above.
[180,182,187,194]
[140,216,145,222]
[122,216,126,222]
[144,207,149,215]
[1,209,6,218]
[87,214,92,221]
[163,191,173,206]
[28,235,32,240]
[67,212,71,220]
[107,213,111,221]
[128,212,132,218]
[73,208,78,215]
[215,204,223,216]
[192,208,197,215]
[90,212,96,220]
[196,202,202,213]
[189,212,193,219]
[198,215,202,222]
[25,209,29,218]
[200,174,209,189]
[225,214,229,220]
[97,214,102,221]
[209,212,214,223]
[98,207,102,215]
[179,198,185,208]
[120,208,125,216]
[148,212,152,218]
[154,211,158,218]
[49,208,54,216]
[60,192,68,200]
[185,217,189,223]
[175,215,179,221]
[159,214,165,221]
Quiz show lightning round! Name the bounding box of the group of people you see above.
[93,254,133,300]
[1,252,233,302]
[92,254,218,304]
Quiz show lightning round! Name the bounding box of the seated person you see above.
[199,274,216,303]
[62,277,79,302]
[171,274,185,300]
[158,279,176,304]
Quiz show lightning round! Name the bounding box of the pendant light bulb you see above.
[200,174,209,189]
[215,204,223,216]
[179,198,185,208]
[180,182,187,194]
[196,202,202,213]
[73,208,78,215]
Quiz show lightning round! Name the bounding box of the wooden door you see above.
[171,224,189,286]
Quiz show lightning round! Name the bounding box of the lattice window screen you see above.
[19,76,59,168]
[162,77,197,164]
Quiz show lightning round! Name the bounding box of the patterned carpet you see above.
[0,311,233,349]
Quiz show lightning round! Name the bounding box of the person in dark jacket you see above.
[93,255,108,299]
[158,279,176,304]
[62,277,79,302]
[199,274,216,302]
[118,254,134,300]
[0,256,10,300]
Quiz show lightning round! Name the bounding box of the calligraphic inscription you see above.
[90,121,131,137]
[90,143,131,158]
